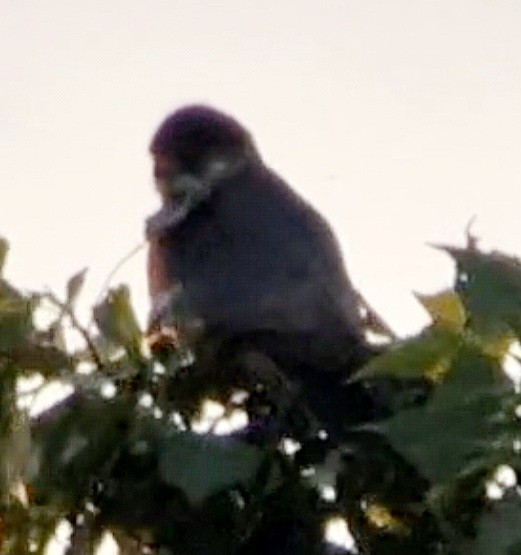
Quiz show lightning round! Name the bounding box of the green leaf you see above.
[0,282,33,351]
[0,236,8,276]
[93,286,142,356]
[475,498,521,555]
[442,246,521,338]
[158,432,264,505]
[380,347,512,483]
[66,268,88,309]
[0,412,30,499]
[353,328,461,381]
[9,344,71,376]
[415,289,467,332]
[29,394,132,507]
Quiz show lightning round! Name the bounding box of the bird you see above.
[144,105,380,429]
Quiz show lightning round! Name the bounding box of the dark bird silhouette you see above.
[145,105,379,428]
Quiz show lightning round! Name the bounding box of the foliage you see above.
[0,238,521,555]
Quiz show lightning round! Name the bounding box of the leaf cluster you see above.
[0,239,521,554]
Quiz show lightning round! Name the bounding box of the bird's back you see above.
[151,162,364,349]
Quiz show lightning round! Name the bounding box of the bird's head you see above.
[150,105,259,203]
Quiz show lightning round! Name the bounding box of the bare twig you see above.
[95,242,146,305]
[45,291,104,369]
[464,215,479,250]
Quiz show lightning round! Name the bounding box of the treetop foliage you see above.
[1,237,521,554]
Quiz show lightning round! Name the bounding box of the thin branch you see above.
[95,242,146,305]
[464,215,479,250]
[45,291,104,369]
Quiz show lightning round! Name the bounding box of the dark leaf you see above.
[441,246,521,338]
[0,285,33,351]
[476,498,521,555]
[158,432,264,505]
[380,347,512,482]
[8,344,71,376]
[66,268,88,310]
[28,394,132,507]
[0,236,8,276]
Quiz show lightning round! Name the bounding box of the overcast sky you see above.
[1,1,520,335]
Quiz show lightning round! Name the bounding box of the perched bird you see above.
[145,105,375,389]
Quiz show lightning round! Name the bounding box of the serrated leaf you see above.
[158,432,264,505]
[93,286,142,356]
[415,289,466,332]
[380,347,512,482]
[66,268,88,309]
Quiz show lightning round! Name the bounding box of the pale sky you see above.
[1,1,520,336]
